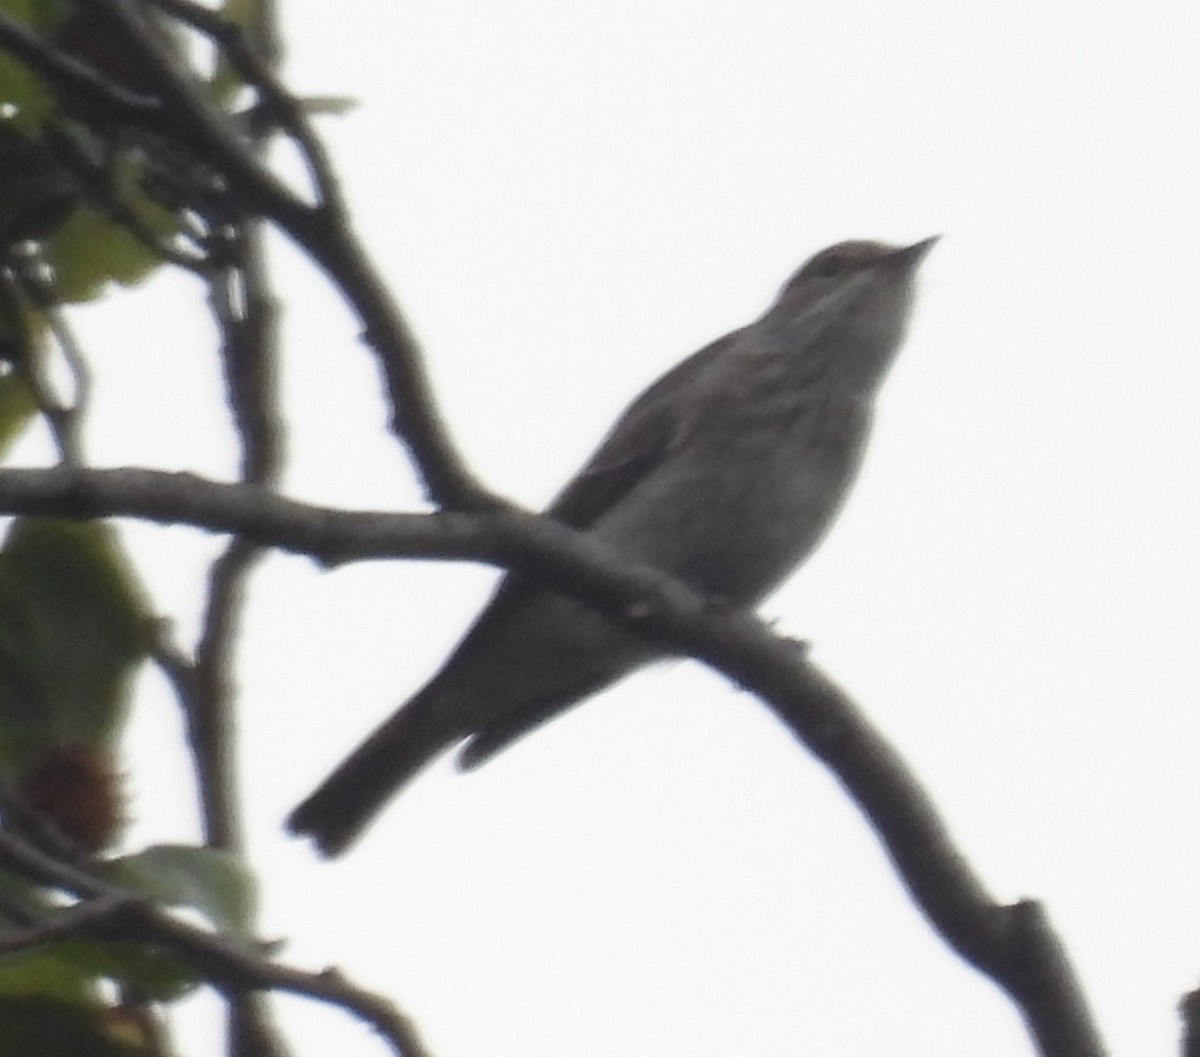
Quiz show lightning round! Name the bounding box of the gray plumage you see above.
[288,236,937,855]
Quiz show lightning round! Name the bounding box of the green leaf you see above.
[107,844,259,938]
[0,936,200,1002]
[0,943,100,1003]
[39,123,181,303]
[42,200,173,304]
[0,518,149,770]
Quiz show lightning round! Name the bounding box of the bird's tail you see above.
[286,686,460,857]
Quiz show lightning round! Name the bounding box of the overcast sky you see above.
[55,2,1200,1055]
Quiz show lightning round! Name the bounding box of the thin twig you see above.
[143,0,346,214]
[0,253,84,465]
[150,619,290,1057]
[148,625,202,712]
[0,892,134,953]
[185,242,281,855]
[0,11,161,117]
[179,5,283,855]
[9,245,90,464]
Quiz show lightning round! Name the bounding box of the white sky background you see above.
[33,1,1200,1055]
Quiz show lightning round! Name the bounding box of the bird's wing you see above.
[546,330,741,529]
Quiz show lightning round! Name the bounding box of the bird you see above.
[288,236,938,856]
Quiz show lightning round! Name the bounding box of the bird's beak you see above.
[888,235,941,266]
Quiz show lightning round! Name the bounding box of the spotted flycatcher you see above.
[289,237,938,855]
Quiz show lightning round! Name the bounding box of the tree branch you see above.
[0,464,1105,1056]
